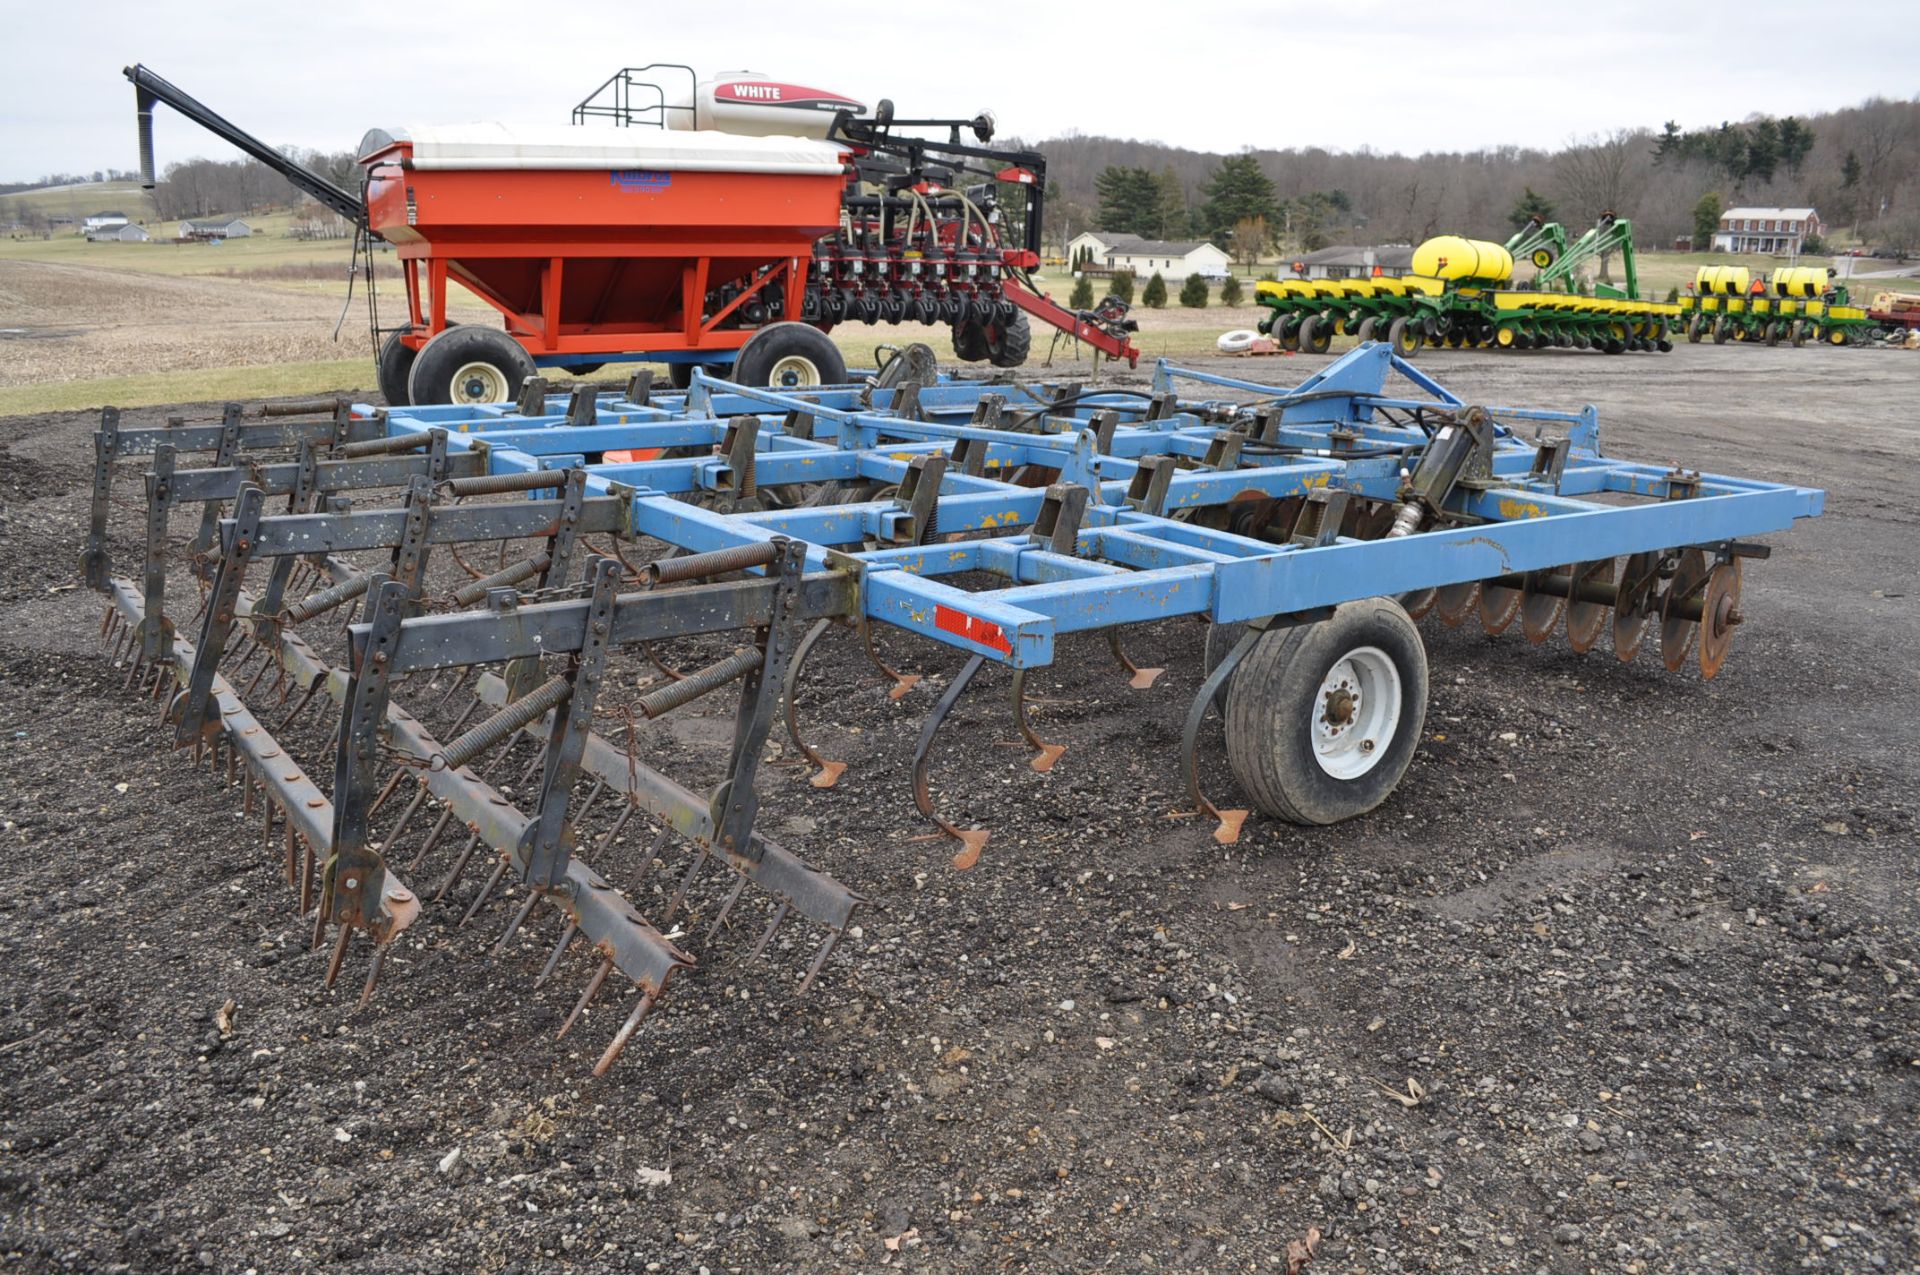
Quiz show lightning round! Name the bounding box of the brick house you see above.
[1711,207,1821,254]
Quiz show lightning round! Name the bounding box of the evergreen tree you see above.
[1109,270,1135,304]
[1508,186,1557,231]
[1745,118,1781,185]
[1219,275,1244,306]
[1142,271,1168,308]
[1095,166,1159,235]
[1069,274,1094,310]
[1653,121,1685,163]
[1200,155,1278,243]
[1152,168,1188,239]
[1178,274,1209,308]
[1692,192,1723,248]
[1777,116,1815,178]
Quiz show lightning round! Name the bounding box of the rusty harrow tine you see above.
[783,617,847,788]
[407,807,456,873]
[663,845,706,923]
[1107,628,1165,690]
[910,653,991,870]
[278,679,322,731]
[797,928,843,995]
[592,991,658,1077]
[382,782,430,848]
[431,668,475,715]
[748,900,790,961]
[632,823,671,887]
[593,800,638,857]
[434,832,482,903]
[324,923,353,989]
[572,776,607,824]
[1010,667,1066,774]
[442,696,483,739]
[365,771,406,820]
[557,956,614,1040]
[460,859,510,927]
[535,923,577,988]
[358,945,388,1009]
[705,876,750,943]
[493,889,542,958]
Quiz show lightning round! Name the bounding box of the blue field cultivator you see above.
[81,342,1823,1070]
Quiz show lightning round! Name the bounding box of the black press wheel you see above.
[407,326,535,407]
[1354,316,1378,344]
[984,311,1033,369]
[1222,597,1429,825]
[1712,316,1731,345]
[951,320,990,363]
[1386,316,1420,357]
[733,322,847,388]
[377,329,421,407]
[1686,314,1704,344]
[1297,315,1332,355]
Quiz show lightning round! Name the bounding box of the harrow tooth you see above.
[797,927,843,995]
[492,889,543,959]
[591,990,659,1077]
[558,956,614,1040]
[459,859,510,927]
[283,824,297,892]
[705,875,751,943]
[365,771,406,820]
[433,832,483,903]
[406,807,456,873]
[783,617,847,788]
[323,923,353,989]
[1108,629,1165,690]
[1010,668,1066,774]
[442,696,483,739]
[631,823,672,888]
[748,899,791,961]
[358,944,388,1009]
[592,800,637,857]
[278,681,321,731]
[910,654,991,869]
[573,777,607,824]
[535,922,578,988]
[663,845,707,922]
[298,830,316,915]
[382,782,430,847]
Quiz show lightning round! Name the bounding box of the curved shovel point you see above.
[810,760,848,789]
[1212,808,1250,845]
[1109,629,1164,689]
[950,827,990,871]
[887,673,922,701]
[1028,744,1066,775]
[784,618,847,788]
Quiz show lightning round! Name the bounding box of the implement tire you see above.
[1223,598,1429,826]
[407,326,535,407]
[734,322,847,388]
[377,329,421,407]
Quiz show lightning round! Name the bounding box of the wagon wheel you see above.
[408,326,535,406]
[735,322,848,388]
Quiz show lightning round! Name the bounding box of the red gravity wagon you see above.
[127,64,1142,406]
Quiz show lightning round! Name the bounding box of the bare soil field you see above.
[0,341,1915,1275]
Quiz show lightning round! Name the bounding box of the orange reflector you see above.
[604,449,664,463]
[934,605,1012,655]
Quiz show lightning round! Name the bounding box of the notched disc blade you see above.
[1661,548,1710,673]
[1565,558,1615,654]
[1613,552,1659,663]
[1434,581,1482,628]
[1697,559,1743,680]
[1479,580,1523,635]
[1520,569,1569,645]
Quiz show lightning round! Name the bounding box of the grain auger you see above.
[81,344,1823,1069]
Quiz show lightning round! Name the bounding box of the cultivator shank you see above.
[81,345,1822,1069]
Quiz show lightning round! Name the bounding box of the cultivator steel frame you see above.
[81,345,1823,1069]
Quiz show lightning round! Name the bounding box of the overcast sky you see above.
[3,0,1916,181]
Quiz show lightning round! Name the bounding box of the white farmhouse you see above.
[1069,230,1230,282]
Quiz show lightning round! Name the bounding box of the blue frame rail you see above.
[365,343,1824,671]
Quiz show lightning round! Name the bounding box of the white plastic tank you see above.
[663,73,866,138]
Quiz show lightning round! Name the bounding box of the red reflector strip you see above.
[603,448,664,463]
[934,604,1012,655]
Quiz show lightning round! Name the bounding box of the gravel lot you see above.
[0,341,1915,1274]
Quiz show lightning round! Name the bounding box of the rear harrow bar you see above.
[81,347,1822,1069]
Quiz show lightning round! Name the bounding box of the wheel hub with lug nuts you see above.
[1310,646,1403,781]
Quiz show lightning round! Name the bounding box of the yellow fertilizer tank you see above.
[1411,236,1514,284]
[1771,267,1827,298]
[1695,266,1752,297]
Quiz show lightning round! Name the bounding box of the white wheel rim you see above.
[767,354,822,388]
[449,360,510,404]
[1309,645,1402,781]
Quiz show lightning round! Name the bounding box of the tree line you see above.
[1026,94,1920,258]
